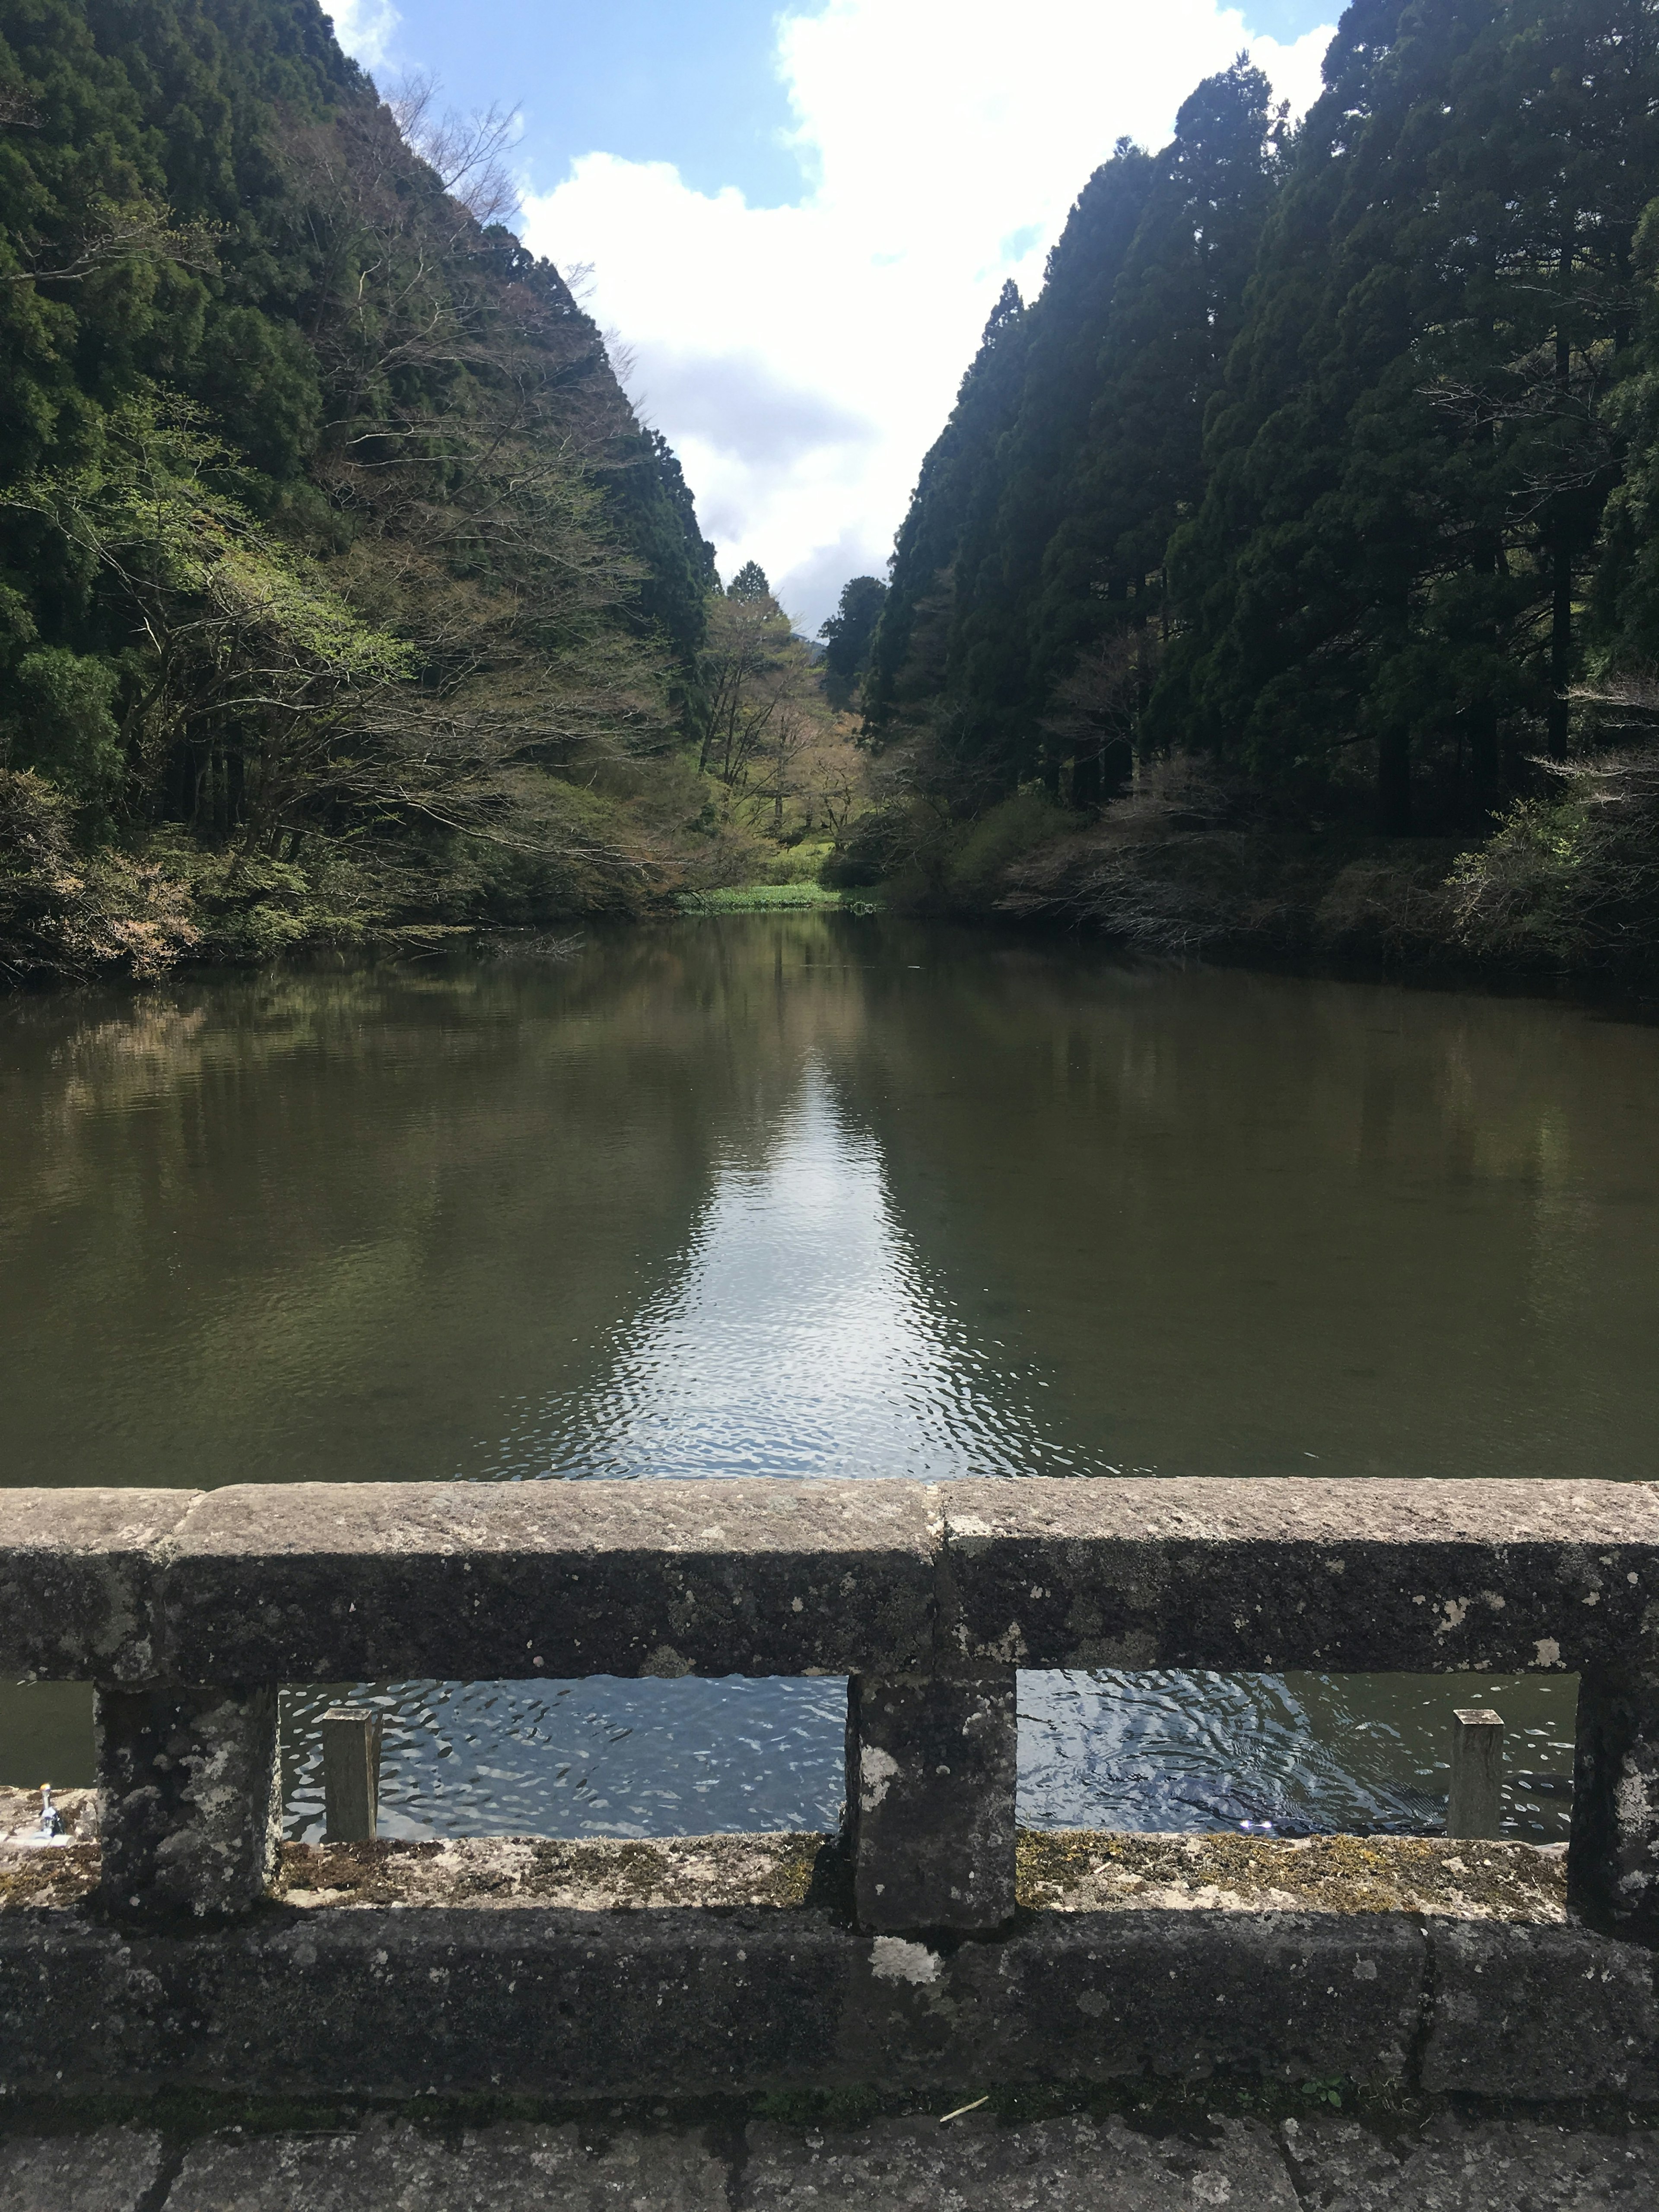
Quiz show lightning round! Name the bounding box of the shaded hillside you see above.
[0,0,716,978]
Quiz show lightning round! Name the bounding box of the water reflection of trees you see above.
[0,921,875,1487]
[4,922,1658,1489]
[814,952,1659,1481]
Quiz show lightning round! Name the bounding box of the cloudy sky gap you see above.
[330,0,1337,630]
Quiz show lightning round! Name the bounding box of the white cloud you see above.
[328,0,400,69]
[517,3,1338,630]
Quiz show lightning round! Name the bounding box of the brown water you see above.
[6,912,1646,1837]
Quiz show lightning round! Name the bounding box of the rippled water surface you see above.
[5,914,1652,1837]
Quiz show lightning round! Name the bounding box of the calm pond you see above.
[6,912,1653,1840]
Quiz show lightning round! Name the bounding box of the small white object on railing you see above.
[1447,1707,1504,1840]
[321,1705,383,1843]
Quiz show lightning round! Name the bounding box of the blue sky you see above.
[343,0,810,205]
[334,0,1341,627]
[346,0,1340,207]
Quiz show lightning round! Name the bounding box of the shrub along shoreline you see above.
[824,748,1659,994]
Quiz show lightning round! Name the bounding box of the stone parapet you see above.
[5,1477,1659,1686]
[6,1476,1659,1936]
[0,1895,1652,2105]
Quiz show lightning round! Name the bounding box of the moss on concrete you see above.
[1017,1829,1568,1923]
[2,1826,1568,1923]
[271,1831,827,1911]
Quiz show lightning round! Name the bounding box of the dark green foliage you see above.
[862,278,1027,761]
[817,574,886,709]
[869,0,1659,858]
[0,0,715,974]
[1166,0,1657,831]
[611,426,718,665]
[866,60,1281,801]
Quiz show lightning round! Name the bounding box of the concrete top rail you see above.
[4,1475,1658,1688]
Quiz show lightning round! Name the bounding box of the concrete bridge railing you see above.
[4,1475,1659,1933]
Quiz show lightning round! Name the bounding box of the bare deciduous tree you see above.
[383,72,522,229]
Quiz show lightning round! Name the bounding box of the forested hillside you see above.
[850,0,1659,979]
[0,0,848,980]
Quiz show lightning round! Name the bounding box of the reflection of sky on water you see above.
[483,1062,1077,1482]
[283,1667,1576,1846]
[283,1063,1576,1845]
[283,1677,849,1843]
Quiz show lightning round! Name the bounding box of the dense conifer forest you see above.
[844,0,1659,980]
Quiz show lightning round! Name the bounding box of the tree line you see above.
[849,0,1659,872]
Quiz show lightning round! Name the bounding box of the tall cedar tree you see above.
[864,60,1280,800]
[818,574,887,709]
[1162,0,1659,829]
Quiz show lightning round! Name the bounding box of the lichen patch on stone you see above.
[1016,1829,1568,1923]
[273,1831,828,1911]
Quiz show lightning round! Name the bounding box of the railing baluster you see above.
[94,1683,280,1923]
[842,1669,1017,1933]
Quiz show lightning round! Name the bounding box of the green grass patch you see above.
[677,882,862,912]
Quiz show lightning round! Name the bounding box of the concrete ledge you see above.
[1016,1831,1569,1923]
[164,1481,938,1682]
[0,1893,1649,2104]
[6,1477,1659,1685]
[1,1828,1573,1925]
[940,1476,1659,1673]
[0,1491,195,1683]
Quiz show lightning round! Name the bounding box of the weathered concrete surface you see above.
[742,2112,1297,2208]
[11,2113,1655,2210]
[162,1479,937,1682]
[9,1476,1659,1687]
[95,1684,280,1923]
[9,1910,851,2099]
[1018,1831,1569,1922]
[845,1671,1017,1932]
[1424,1920,1659,2101]
[0,1840,99,1910]
[958,1913,1427,2089]
[2,1830,1651,2105]
[0,1905,1436,2100]
[0,1831,1626,2107]
[1570,1659,1659,1930]
[0,1826,1578,1925]
[0,1488,194,1684]
[1281,2110,1659,2208]
[166,2119,729,2209]
[0,2129,163,2212]
[939,1477,1659,1673]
